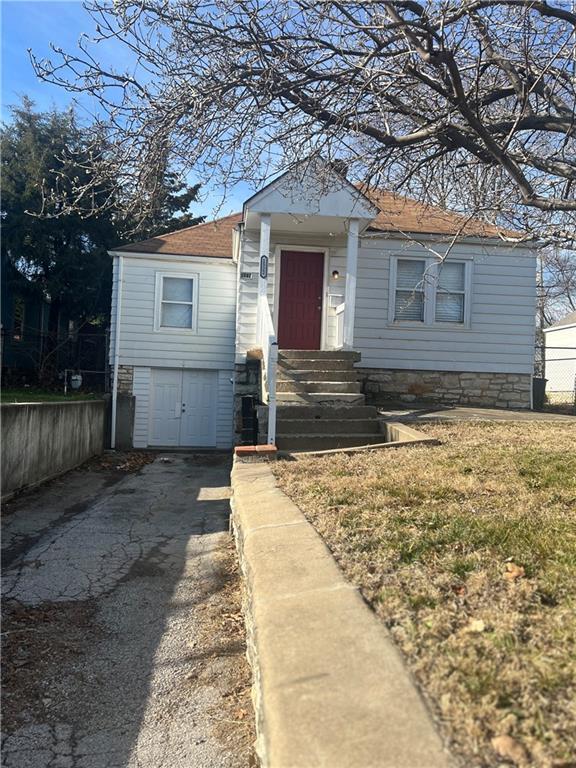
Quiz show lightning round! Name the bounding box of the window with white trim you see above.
[155,273,198,331]
[391,257,470,326]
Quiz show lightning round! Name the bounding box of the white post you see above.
[343,218,359,349]
[267,341,278,445]
[111,254,124,449]
[257,213,271,339]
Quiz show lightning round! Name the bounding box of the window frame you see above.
[154,271,199,333]
[388,256,472,328]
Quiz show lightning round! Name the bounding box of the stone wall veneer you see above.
[117,365,134,395]
[358,368,531,409]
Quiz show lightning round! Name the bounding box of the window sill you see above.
[389,321,472,331]
[153,326,199,334]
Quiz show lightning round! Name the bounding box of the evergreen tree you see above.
[1,98,203,328]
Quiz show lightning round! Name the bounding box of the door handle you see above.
[181,403,186,413]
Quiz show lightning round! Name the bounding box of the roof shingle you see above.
[360,187,518,239]
[114,213,242,258]
[115,189,522,258]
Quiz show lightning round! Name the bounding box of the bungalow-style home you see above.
[543,311,576,405]
[108,162,537,451]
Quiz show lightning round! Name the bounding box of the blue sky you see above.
[1,1,103,118]
[1,0,248,217]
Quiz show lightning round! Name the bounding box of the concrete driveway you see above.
[2,453,254,768]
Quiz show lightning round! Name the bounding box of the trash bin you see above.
[532,377,547,410]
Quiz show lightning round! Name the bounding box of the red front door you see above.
[278,250,324,350]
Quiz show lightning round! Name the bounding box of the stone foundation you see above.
[117,365,134,395]
[358,368,532,409]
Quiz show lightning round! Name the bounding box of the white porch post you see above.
[343,218,359,349]
[257,213,271,337]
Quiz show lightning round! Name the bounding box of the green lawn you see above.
[274,421,576,767]
[1,388,104,403]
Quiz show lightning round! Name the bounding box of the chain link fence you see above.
[535,344,576,414]
[1,328,109,393]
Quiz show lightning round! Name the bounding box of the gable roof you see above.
[114,188,524,258]
[545,310,576,330]
[243,161,379,221]
[113,213,242,258]
[360,187,519,239]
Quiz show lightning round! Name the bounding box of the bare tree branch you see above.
[29,0,575,244]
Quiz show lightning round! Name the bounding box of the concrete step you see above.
[276,404,379,420]
[277,369,359,383]
[277,418,381,436]
[279,350,361,362]
[278,358,359,372]
[276,393,366,405]
[277,380,362,394]
[276,434,385,452]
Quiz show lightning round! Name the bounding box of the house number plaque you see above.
[259,254,268,279]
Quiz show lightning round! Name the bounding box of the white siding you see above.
[236,230,537,374]
[544,325,576,393]
[354,238,536,374]
[216,369,234,448]
[132,366,151,448]
[114,256,236,369]
[111,253,236,448]
[108,255,119,367]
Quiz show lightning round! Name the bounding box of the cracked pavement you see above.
[1,454,255,768]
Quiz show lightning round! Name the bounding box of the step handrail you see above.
[257,295,278,445]
[335,301,346,350]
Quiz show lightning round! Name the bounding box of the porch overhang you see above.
[242,159,379,233]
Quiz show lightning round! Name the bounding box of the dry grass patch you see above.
[273,421,576,768]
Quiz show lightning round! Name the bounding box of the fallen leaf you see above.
[504,562,525,581]
[491,735,529,765]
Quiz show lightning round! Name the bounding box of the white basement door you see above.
[149,368,217,447]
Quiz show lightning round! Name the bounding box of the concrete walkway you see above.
[2,454,254,768]
[379,403,575,423]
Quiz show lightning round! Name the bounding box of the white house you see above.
[543,311,576,404]
[109,162,537,451]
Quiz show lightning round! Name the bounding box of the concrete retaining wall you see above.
[1,400,107,498]
[231,460,452,768]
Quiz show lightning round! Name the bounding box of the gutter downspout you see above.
[111,254,124,449]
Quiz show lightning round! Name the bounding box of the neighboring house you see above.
[543,311,576,404]
[109,162,537,450]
